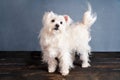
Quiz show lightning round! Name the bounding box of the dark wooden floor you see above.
[0,52,120,80]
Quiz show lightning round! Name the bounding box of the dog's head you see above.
[42,11,72,34]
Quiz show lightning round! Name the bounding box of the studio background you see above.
[0,0,120,51]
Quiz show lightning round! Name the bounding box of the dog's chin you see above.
[52,29,62,34]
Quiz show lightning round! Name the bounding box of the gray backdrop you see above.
[0,0,120,51]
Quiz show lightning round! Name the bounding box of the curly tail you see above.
[81,3,97,29]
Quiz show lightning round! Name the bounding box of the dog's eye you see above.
[60,21,63,24]
[51,19,55,23]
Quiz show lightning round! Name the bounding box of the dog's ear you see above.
[64,15,69,22]
[49,11,55,17]
[42,11,55,25]
[63,15,73,25]
[42,12,49,25]
[43,11,54,19]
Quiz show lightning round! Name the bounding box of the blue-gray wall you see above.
[0,0,120,51]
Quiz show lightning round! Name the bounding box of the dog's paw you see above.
[48,67,56,73]
[82,63,91,68]
[60,69,69,76]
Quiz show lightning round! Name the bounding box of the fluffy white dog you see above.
[39,4,97,76]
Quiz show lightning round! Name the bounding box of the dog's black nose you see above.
[54,24,59,30]
[55,24,59,28]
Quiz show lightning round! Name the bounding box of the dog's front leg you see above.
[47,57,57,73]
[59,51,73,76]
[42,51,57,73]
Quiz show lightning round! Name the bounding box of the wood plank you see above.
[0,52,120,80]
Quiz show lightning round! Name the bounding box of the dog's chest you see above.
[48,34,66,47]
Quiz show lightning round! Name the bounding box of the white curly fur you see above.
[39,4,97,76]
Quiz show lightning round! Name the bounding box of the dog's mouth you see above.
[54,27,59,30]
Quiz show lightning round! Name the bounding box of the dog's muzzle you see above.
[54,24,59,30]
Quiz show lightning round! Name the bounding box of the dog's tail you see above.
[81,3,97,29]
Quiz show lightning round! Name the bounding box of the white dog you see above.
[39,4,97,76]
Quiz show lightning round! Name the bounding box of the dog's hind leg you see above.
[79,50,91,68]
